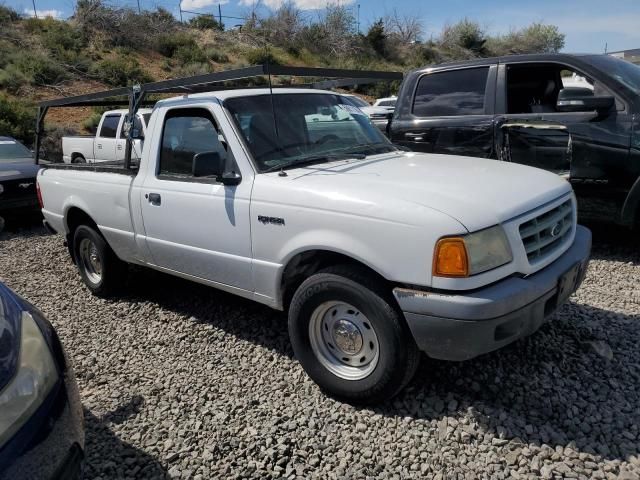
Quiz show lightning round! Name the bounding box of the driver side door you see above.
[139,105,253,289]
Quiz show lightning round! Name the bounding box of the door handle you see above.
[146,193,161,206]
[97,144,102,149]
[405,132,427,141]
[117,145,123,150]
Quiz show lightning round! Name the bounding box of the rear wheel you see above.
[73,225,126,297]
[71,154,86,164]
[288,265,420,404]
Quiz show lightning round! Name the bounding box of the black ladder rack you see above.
[35,64,403,168]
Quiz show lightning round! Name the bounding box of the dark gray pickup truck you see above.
[390,53,640,228]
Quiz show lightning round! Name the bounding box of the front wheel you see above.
[288,266,420,404]
[73,225,126,297]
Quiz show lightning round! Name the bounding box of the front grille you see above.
[519,199,573,263]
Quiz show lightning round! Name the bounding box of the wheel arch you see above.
[64,206,100,259]
[621,175,640,227]
[279,248,393,311]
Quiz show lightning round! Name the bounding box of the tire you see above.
[72,225,126,297]
[288,265,420,404]
[71,154,86,164]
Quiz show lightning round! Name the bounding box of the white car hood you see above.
[269,151,572,232]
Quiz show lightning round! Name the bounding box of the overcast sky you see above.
[7,0,640,53]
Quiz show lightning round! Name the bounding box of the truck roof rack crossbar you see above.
[35,64,402,167]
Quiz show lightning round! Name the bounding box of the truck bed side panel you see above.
[38,168,140,263]
[61,136,95,163]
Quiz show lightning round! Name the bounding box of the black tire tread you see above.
[72,225,126,297]
[288,264,420,404]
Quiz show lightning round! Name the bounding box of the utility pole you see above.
[218,4,222,26]
[604,42,608,54]
[31,0,38,18]
[357,3,360,33]
[136,0,141,14]
[178,1,183,22]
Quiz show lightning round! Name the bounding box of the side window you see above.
[560,69,594,91]
[413,67,489,117]
[159,108,227,178]
[507,63,622,114]
[559,67,622,111]
[99,115,121,138]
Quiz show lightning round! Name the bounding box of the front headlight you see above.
[433,225,512,277]
[0,311,58,448]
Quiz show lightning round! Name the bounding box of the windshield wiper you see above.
[263,153,366,173]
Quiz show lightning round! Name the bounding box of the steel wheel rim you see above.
[309,301,379,381]
[79,238,102,285]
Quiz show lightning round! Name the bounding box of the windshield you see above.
[584,55,640,93]
[225,93,393,172]
[0,139,32,162]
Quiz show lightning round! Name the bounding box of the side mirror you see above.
[123,120,144,140]
[556,88,614,114]
[192,151,224,178]
[130,128,144,140]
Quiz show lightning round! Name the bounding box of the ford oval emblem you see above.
[550,222,562,237]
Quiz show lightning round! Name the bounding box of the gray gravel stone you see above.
[1,224,638,479]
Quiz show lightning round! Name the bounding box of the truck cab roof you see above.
[102,108,153,116]
[155,88,340,108]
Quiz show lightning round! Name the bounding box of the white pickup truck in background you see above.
[62,109,152,163]
[38,88,591,403]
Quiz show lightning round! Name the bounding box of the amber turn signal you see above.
[433,237,469,277]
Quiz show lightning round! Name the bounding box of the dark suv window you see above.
[159,108,227,178]
[413,67,489,117]
[99,115,121,138]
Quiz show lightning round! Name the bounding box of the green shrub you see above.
[174,44,208,65]
[90,56,153,87]
[0,5,19,24]
[189,15,223,31]
[3,53,69,87]
[0,95,36,145]
[0,65,30,93]
[176,62,211,77]
[156,33,197,57]
[24,17,86,53]
[155,33,209,65]
[82,111,105,133]
[204,48,229,64]
[244,48,284,66]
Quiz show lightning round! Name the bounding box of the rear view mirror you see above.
[192,151,224,178]
[556,88,614,114]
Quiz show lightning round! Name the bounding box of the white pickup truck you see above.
[62,109,152,163]
[38,88,591,403]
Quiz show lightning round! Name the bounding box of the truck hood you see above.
[273,151,572,232]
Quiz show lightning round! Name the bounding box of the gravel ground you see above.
[0,222,639,480]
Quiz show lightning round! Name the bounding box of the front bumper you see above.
[394,225,592,361]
